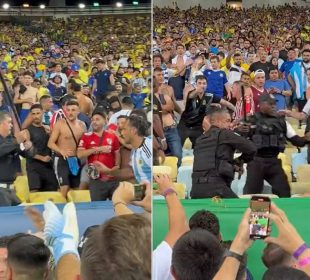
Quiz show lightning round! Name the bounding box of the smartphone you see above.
[249,196,271,240]
[134,184,146,201]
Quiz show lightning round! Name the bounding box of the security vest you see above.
[181,92,214,127]
[193,127,220,174]
[251,112,286,153]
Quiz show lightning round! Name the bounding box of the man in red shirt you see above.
[251,70,268,113]
[77,111,120,201]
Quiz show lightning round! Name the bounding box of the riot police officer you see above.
[243,94,310,197]
[178,75,235,148]
[191,108,257,199]
[0,111,33,206]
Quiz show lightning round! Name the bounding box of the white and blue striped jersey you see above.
[131,136,152,183]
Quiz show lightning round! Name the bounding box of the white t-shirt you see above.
[153,241,173,280]
[108,109,131,125]
[302,99,310,116]
[286,121,297,139]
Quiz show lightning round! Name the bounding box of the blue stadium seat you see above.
[292,152,307,175]
[177,165,193,198]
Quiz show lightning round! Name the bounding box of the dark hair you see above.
[302,49,310,54]
[0,235,12,248]
[60,94,77,107]
[23,70,34,77]
[234,53,242,58]
[30,104,43,111]
[39,95,51,103]
[176,44,184,49]
[217,51,225,58]
[72,83,82,92]
[92,110,107,119]
[210,56,220,62]
[153,53,163,62]
[195,75,207,82]
[0,111,10,124]
[53,75,63,83]
[108,96,120,105]
[7,234,50,280]
[262,266,310,280]
[221,240,247,280]
[81,214,151,280]
[153,67,163,72]
[262,243,293,268]
[189,210,220,238]
[66,100,79,107]
[269,66,279,73]
[172,229,224,280]
[121,96,134,106]
[127,114,149,137]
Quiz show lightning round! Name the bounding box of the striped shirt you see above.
[131,136,152,183]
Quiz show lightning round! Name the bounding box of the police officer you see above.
[243,94,310,197]
[0,111,34,206]
[178,75,235,149]
[191,108,257,199]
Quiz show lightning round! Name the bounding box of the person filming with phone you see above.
[77,110,120,201]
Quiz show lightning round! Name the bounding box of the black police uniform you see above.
[191,126,257,199]
[26,125,58,192]
[243,112,309,197]
[178,92,221,148]
[0,135,33,206]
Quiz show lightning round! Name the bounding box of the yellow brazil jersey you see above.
[3,54,11,62]
[123,73,133,81]
[78,69,89,84]
[38,87,50,99]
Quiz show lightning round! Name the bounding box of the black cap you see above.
[258,94,277,104]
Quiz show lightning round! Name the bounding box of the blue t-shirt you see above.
[94,70,111,96]
[130,93,147,109]
[265,79,291,110]
[203,69,228,98]
[279,60,297,80]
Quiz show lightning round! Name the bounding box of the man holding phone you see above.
[77,111,120,201]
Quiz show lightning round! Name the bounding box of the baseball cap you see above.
[71,63,80,71]
[258,94,277,104]
[254,69,265,77]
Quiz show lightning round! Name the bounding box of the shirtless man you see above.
[154,67,182,167]
[14,71,39,124]
[48,100,86,197]
[72,83,93,117]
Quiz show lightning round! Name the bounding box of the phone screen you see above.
[249,196,271,239]
[134,184,146,201]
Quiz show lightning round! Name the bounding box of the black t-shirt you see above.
[181,92,221,127]
[249,61,273,80]
[279,49,288,62]
[27,125,51,164]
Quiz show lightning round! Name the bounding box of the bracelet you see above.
[113,202,127,208]
[160,138,166,142]
[225,250,244,262]
[163,188,177,198]
[293,243,308,259]
[298,256,310,267]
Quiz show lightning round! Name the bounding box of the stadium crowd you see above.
[153,3,310,199]
[0,10,152,280]
[0,14,152,206]
[153,3,310,280]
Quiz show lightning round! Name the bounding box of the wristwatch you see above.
[225,250,244,262]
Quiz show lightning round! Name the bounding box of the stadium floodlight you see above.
[132,1,138,5]
[3,3,9,9]
[116,2,123,7]
[23,3,30,7]
[93,2,99,6]
[39,4,45,9]
[78,3,85,8]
